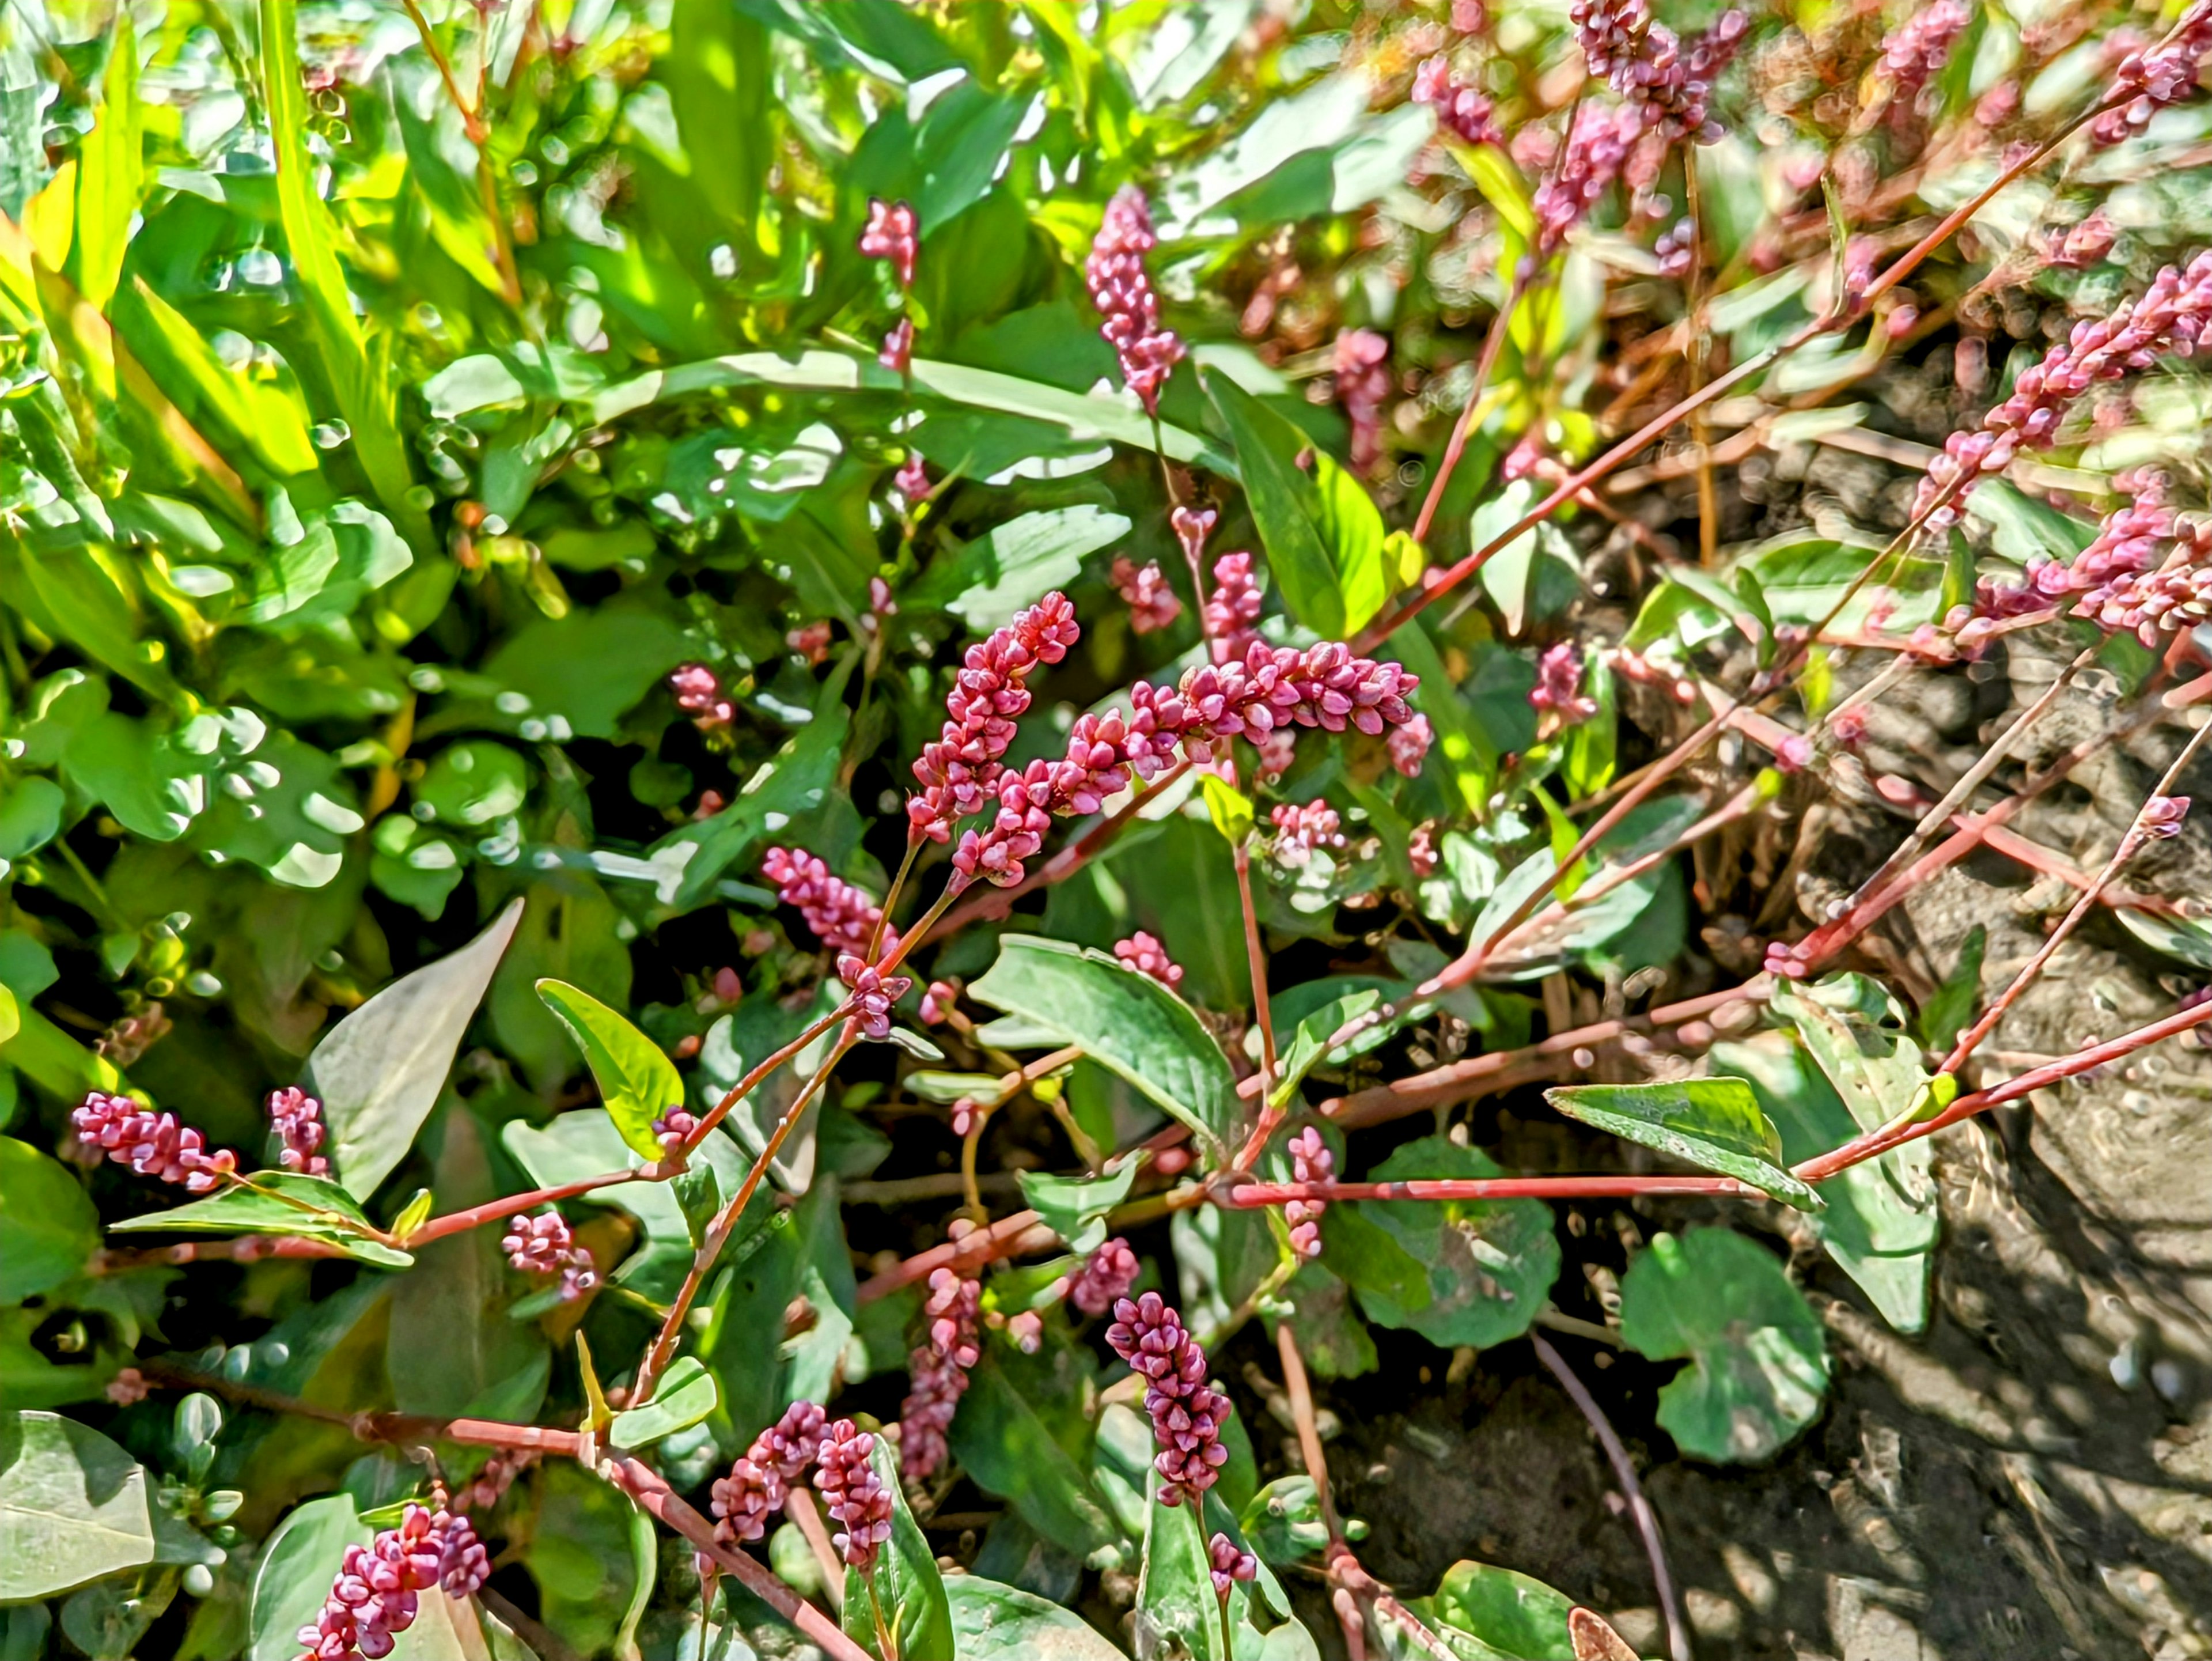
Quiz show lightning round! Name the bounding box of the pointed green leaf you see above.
[1419,1560,1577,1661]
[843,1432,954,1660]
[608,1358,718,1450]
[1200,774,1256,846]
[249,1495,370,1661]
[1135,1478,1226,1661]
[0,1136,100,1303]
[0,1412,156,1599]
[1915,924,1986,1054]
[1770,973,1926,1130]
[307,899,525,1200]
[968,936,1237,1148]
[1544,1078,1823,1210]
[107,1172,412,1269]
[536,979,685,1163]
[946,1575,1126,1660]
[1618,1229,1830,1465]
[1016,1163,1137,1255]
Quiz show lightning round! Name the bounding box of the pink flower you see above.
[1388,713,1434,778]
[1529,642,1599,729]
[1104,1292,1233,1507]
[786,620,832,665]
[1408,823,1440,877]
[1412,56,1502,146]
[1271,801,1346,865]
[814,1421,895,1568]
[72,1092,237,1193]
[652,1110,697,1156]
[878,316,914,374]
[2092,6,2212,146]
[1285,1126,1332,1260]
[859,198,918,288]
[837,956,915,1041]
[1086,187,1185,415]
[1533,103,1647,255]
[1112,557,1184,634]
[1878,0,1970,97]
[295,1503,486,1661]
[896,453,930,502]
[670,663,736,734]
[501,1210,597,1303]
[908,593,1081,842]
[1208,1533,1259,1598]
[762,846,896,959]
[1069,1237,1140,1316]
[899,1270,981,1481]
[268,1086,328,1176]
[1114,931,1184,989]
[920,979,959,1024]
[1203,553,1263,664]
[712,1402,825,1546]
[1334,329,1392,473]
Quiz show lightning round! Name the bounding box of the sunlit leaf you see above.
[0,1412,156,1599]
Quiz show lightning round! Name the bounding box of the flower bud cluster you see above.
[1285,1127,1333,1260]
[2092,5,2212,146]
[1530,641,1599,730]
[837,956,915,1042]
[501,1210,598,1302]
[815,1420,895,1568]
[453,1450,536,1515]
[1915,253,2212,528]
[908,593,1081,842]
[762,846,897,959]
[1104,1292,1233,1506]
[1535,103,1647,255]
[73,1092,237,1193]
[1112,557,1184,634]
[710,1401,826,1548]
[1271,802,1347,865]
[1209,1533,1259,1598]
[1086,187,1185,415]
[2072,520,2212,646]
[1389,713,1435,778]
[669,663,736,735]
[1945,475,2175,646]
[1334,330,1393,474]
[1069,1236,1141,1317]
[859,198,918,289]
[899,1269,982,1481]
[295,1503,486,1661]
[652,1109,698,1155]
[1413,55,1502,146]
[1878,0,1970,97]
[1204,553,1264,664]
[1113,931,1185,989]
[268,1086,329,1176]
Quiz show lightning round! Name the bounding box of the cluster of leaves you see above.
[5,0,2212,1658]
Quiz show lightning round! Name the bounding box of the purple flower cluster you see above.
[1112,557,1184,634]
[1878,0,1970,97]
[669,663,736,735]
[2143,794,2194,839]
[1105,1293,1233,1506]
[453,1450,536,1515]
[1654,217,1696,279]
[295,1503,486,1661]
[1285,1127,1332,1261]
[1114,931,1185,990]
[1131,641,1423,770]
[1208,1532,1259,1598]
[1571,0,1747,142]
[2072,521,2212,646]
[711,1401,826,1547]
[859,198,918,289]
[1530,641,1599,731]
[1946,475,2175,646]
[2092,6,2212,146]
[72,1091,237,1193]
[501,1210,597,1303]
[1413,55,1502,147]
[1271,802,1346,865]
[1389,712,1435,778]
[1535,103,1647,256]
[1203,552,1264,664]
[837,956,915,1042]
[1915,253,2212,528]
[1069,1236,1141,1317]
[1086,187,1185,415]
[815,1420,895,1569]
[1334,329,1393,474]
[907,593,1081,843]
[899,1269,981,1481]
[268,1086,329,1176]
[762,846,897,960]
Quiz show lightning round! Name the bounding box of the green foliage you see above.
[0,1412,156,1599]
[1545,1077,1823,1209]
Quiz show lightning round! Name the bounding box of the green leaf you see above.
[306,899,525,1200]
[1544,1078,1823,1210]
[948,1354,1120,1560]
[0,776,63,861]
[1015,1163,1137,1255]
[1200,774,1256,846]
[107,1172,412,1270]
[1618,1229,1830,1465]
[1716,1033,1937,1335]
[249,1495,369,1661]
[525,1462,653,1660]
[63,11,140,313]
[843,1432,954,1661]
[968,936,1238,1148]
[0,1136,99,1303]
[945,1574,1126,1660]
[1916,924,1986,1054]
[1135,1478,1228,1661]
[608,1357,718,1449]
[1268,990,1382,1107]
[908,506,1130,629]
[0,1411,156,1599]
[113,279,317,478]
[1207,372,1387,637]
[1419,1561,1575,1661]
[1325,1136,1559,1350]
[257,0,430,555]
[1239,1477,1336,1569]
[1771,972,1927,1130]
[536,979,685,1163]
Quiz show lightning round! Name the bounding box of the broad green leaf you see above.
[843,1432,954,1661]
[249,1495,369,1661]
[947,1355,1119,1559]
[908,506,1130,628]
[608,1357,718,1448]
[63,12,139,313]
[1207,372,1386,637]
[0,1411,156,1599]
[1770,973,1927,1129]
[0,777,63,861]
[525,1462,653,1660]
[1416,1561,1575,1661]
[1717,1034,1937,1335]
[1618,1229,1830,1464]
[1135,1478,1228,1661]
[1916,924,1986,1054]
[945,1575,1125,1661]
[113,279,317,478]
[0,1136,99,1303]
[1240,1477,1335,1569]
[1544,1078,1823,1210]
[1268,990,1382,1107]
[258,0,430,554]
[537,979,685,1163]
[306,899,525,1200]
[1325,1136,1559,1350]
[969,936,1238,1147]
[1015,1163,1137,1255]
[108,1172,412,1270]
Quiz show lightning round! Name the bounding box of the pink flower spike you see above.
[859,198,918,288]
[73,1092,237,1193]
[1086,187,1185,415]
[1114,931,1185,989]
[1112,557,1184,634]
[268,1085,329,1176]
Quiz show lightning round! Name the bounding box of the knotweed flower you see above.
[652,1110,697,1156]
[899,1269,981,1480]
[1389,713,1434,778]
[72,1092,237,1193]
[908,594,1080,842]
[1086,187,1185,414]
[501,1210,597,1302]
[762,847,896,960]
[1530,642,1599,732]
[837,956,915,1041]
[1271,802,1346,865]
[1069,1237,1141,1316]
[1208,1533,1259,1598]
[1878,0,1970,99]
[268,1086,328,1176]
[1204,553,1264,664]
[1412,55,1502,146]
[878,316,914,374]
[711,1402,824,1547]
[295,1503,486,1661]
[1104,1292,1233,1506]
[670,663,736,735]
[1114,932,1184,989]
[1334,330,1392,473]
[2092,5,2212,146]
[814,1421,895,1569]
[1112,557,1184,634]
[1285,1127,1332,1261]
[454,1450,536,1515]
[1534,103,1647,255]
[859,198,918,288]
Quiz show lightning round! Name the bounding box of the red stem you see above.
[1227,1175,1747,1205]
[407,1171,645,1247]
[1410,275,1527,547]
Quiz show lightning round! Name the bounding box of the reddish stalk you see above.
[688,1004,855,1149]
[1230,838,1283,1170]
[1227,1175,1747,1206]
[854,1212,1056,1305]
[1410,274,1528,546]
[407,1170,646,1247]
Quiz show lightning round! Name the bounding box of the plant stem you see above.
[1410,275,1527,547]
[1226,1174,1745,1205]
[785,1489,847,1614]
[407,1170,645,1247]
[1230,838,1281,1171]
[1530,1334,1690,1661]
[688,1004,854,1149]
[869,838,924,963]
